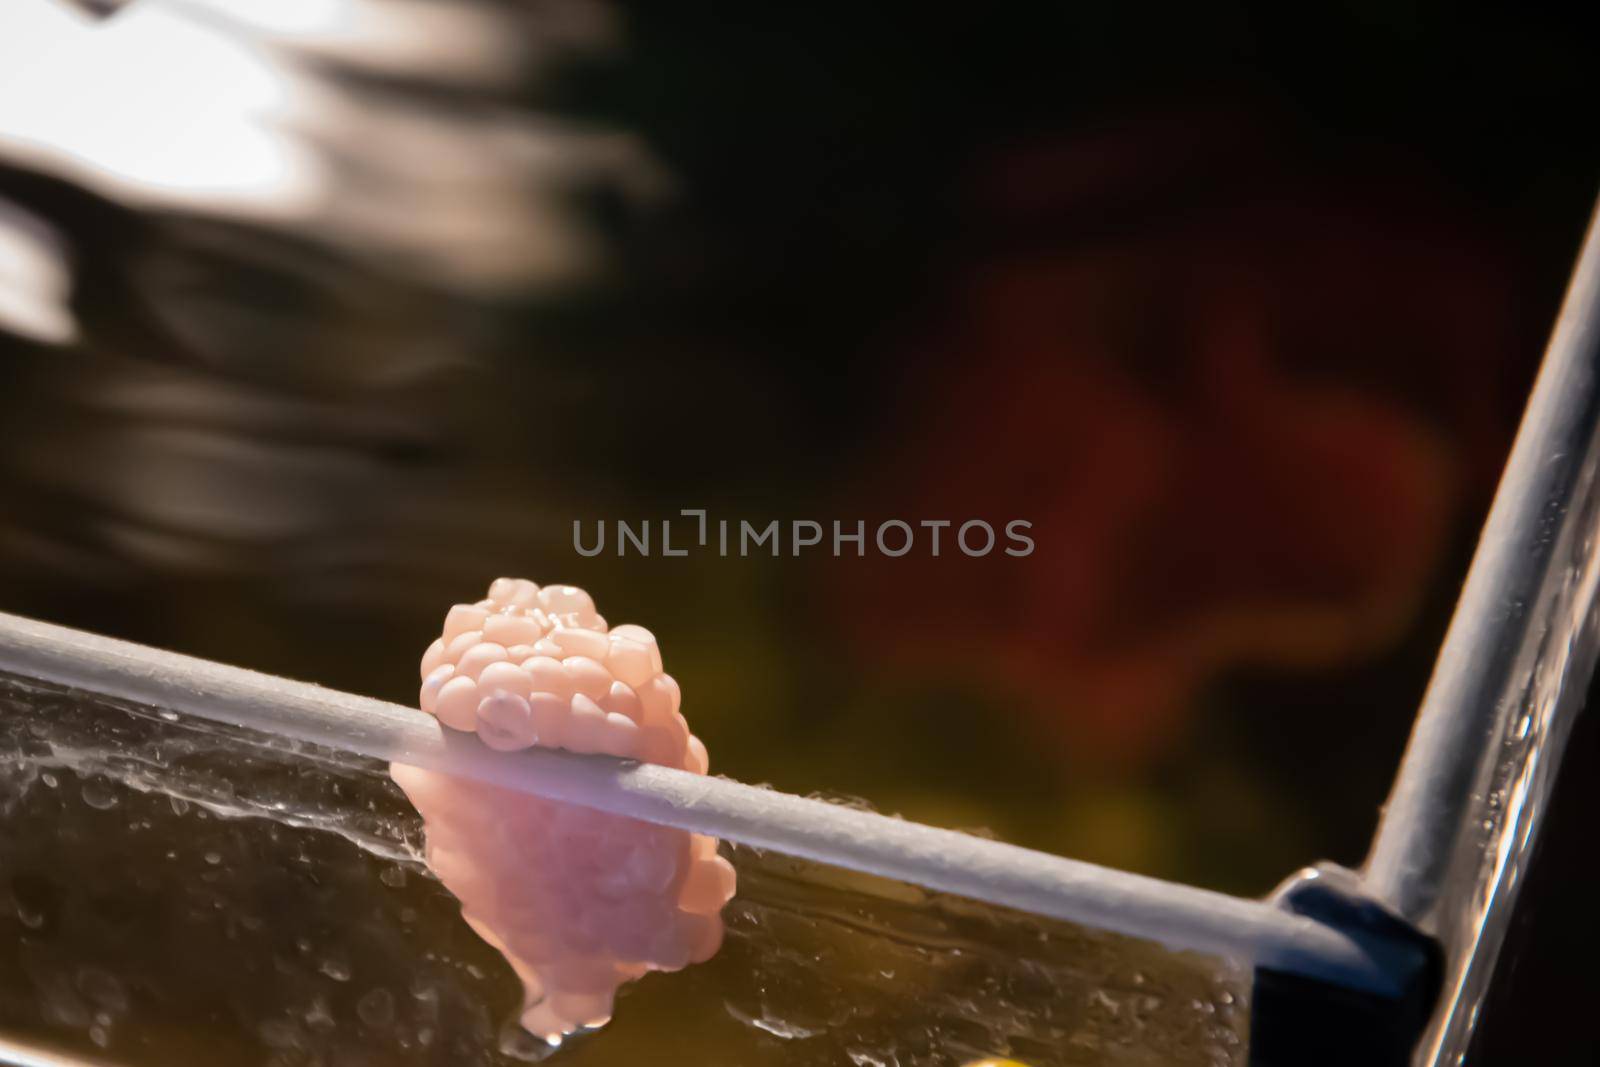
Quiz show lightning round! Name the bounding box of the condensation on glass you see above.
[0,673,1248,1067]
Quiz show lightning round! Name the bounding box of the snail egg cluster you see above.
[396,578,734,1044]
[417,577,707,773]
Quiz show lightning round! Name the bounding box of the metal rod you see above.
[0,608,1399,994]
[1366,202,1600,922]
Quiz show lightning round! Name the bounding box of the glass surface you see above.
[0,673,1247,1066]
[1410,420,1600,1066]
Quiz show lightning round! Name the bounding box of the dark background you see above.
[1,3,1598,1062]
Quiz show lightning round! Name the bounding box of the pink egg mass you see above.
[390,578,735,1045]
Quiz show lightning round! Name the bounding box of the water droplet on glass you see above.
[304,997,336,1034]
[356,988,395,1028]
[319,956,352,982]
[258,1018,302,1050]
[498,1019,561,1062]
[80,779,117,810]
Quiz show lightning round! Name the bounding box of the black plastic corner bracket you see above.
[1249,865,1443,1067]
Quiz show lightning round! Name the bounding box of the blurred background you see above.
[1,0,1598,911]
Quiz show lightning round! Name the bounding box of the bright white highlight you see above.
[0,202,75,344]
[0,0,660,294]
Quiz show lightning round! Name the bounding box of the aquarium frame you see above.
[1364,199,1600,1066]
[0,608,1396,995]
